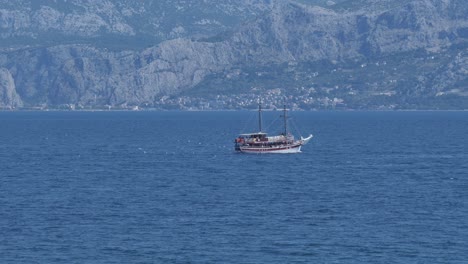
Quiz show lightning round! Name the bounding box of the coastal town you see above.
[5,87,348,111]
[152,90,345,111]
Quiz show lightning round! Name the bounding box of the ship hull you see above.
[238,143,302,154]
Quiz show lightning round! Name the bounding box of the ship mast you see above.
[283,104,287,136]
[258,102,262,132]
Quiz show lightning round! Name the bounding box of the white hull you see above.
[239,143,302,154]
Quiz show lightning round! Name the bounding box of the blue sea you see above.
[1,111,467,263]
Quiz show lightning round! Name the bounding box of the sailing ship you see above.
[234,104,313,154]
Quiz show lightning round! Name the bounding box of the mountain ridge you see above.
[0,0,467,110]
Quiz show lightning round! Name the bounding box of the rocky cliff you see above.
[0,0,467,109]
[0,68,22,108]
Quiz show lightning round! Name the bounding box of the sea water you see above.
[0,111,467,263]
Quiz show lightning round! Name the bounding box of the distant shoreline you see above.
[1,108,468,112]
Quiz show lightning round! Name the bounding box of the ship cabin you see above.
[235,132,268,144]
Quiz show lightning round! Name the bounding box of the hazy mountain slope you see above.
[0,0,467,109]
[0,0,271,48]
[187,0,467,109]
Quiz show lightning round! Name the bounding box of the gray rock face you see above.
[0,0,271,45]
[3,39,236,107]
[0,68,22,108]
[0,0,467,109]
[231,0,467,62]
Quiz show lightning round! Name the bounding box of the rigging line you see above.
[290,116,304,138]
[264,115,281,132]
[239,109,256,134]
